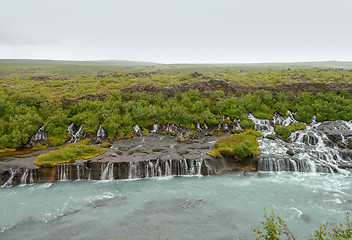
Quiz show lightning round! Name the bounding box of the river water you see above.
[1,172,351,240]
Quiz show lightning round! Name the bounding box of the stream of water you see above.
[1,172,351,240]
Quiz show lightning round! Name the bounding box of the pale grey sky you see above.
[0,0,351,63]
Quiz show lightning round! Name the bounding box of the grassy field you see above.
[1,60,352,101]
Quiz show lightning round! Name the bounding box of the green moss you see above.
[100,142,112,148]
[206,149,222,158]
[142,128,149,136]
[34,138,107,167]
[274,123,306,138]
[208,130,262,161]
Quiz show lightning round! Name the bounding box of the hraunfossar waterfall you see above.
[1,112,352,239]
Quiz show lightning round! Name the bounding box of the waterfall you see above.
[128,159,210,179]
[101,162,114,180]
[29,169,34,184]
[232,119,243,130]
[67,124,84,143]
[133,124,142,135]
[29,126,47,144]
[128,162,141,179]
[97,125,105,138]
[20,169,29,185]
[2,168,17,187]
[196,122,202,131]
[57,164,69,181]
[255,116,352,174]
[151,123,160,133]
[272,111,297,126]
[248,113,275,135]
[76,165,81,180]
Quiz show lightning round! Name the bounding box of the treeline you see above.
[0,89,352,149]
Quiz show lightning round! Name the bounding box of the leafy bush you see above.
[253,210,352,240]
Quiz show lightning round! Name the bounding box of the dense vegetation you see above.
[34,138,107,167]
[1,85,352,150]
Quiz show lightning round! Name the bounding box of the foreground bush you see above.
[252,210,352,240]
[34,138,107,167]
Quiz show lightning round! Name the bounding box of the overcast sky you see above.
[0,0,351,63]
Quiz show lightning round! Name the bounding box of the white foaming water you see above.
[128,159,206,179]
[249,114,352,173]
[0,173,351,240]
[96,124,105,138]
[2,168,17,188]
[248,113,275,135]
[57,164,69,181]
[100,162,114,181]
[67,124,84,143]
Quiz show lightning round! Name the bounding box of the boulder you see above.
[286,148,295,156]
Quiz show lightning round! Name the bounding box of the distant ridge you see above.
[0,59,351,75]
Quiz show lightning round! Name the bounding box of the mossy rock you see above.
[206,149,221,158]
[207,130,262,161]
[100,142,112,148]
[115,150,123,155]
[34,138,107,168]
[125,133,134,139]
[275,123,306,138]
[142,128,149,136]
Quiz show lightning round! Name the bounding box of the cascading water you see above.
[248,113,275,135]
[96,125,105,138]
[128,162,141,179]
[29,169,34,184]
[100,162,114,180]
[29,126,47,146]
[67,124,84,143]
[57,164,69,181]
[151,123,160,133]
[20,169,29,185]
[133,124,142,135]
[250,113,352,174]
[2,168,17,187]
[129,159,209,179]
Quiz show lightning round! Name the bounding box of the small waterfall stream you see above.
[101,162,114,180]
[57,164,69,181]
[128,159,207,179]
[2,168,17,187]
